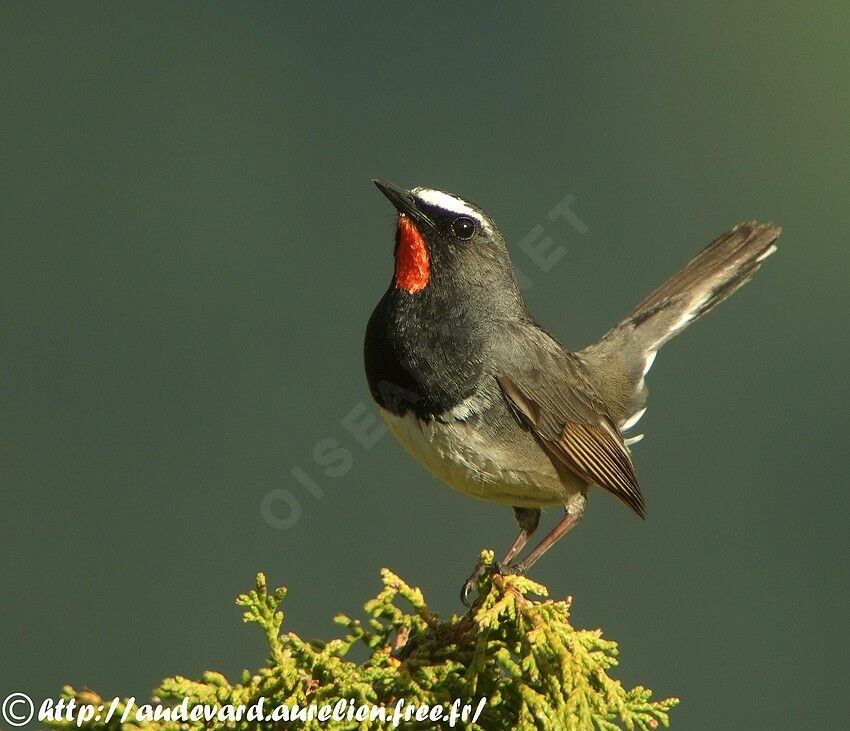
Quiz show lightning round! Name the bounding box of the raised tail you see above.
[624,221,780,355]
[580,221,781,428]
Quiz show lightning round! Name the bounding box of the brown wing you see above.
[497,370,646,518]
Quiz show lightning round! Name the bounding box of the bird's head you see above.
[372,179,521,302]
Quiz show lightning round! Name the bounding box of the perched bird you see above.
[364,180,780,605]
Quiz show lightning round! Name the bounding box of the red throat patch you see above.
[394,215,430,293]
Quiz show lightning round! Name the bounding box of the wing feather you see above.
[497,372,646,518]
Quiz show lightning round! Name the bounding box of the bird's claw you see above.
[461,561,498,607]
[461,560,530,607]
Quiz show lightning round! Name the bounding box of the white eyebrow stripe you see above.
[412,188,496,236]
[412,188,477,216]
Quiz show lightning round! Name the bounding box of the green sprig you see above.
[52,558,678,730]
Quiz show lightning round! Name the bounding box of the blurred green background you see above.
[2,3,847,728]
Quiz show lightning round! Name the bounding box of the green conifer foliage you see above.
[54,551,677,730]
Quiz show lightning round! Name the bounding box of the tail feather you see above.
[625,221,780,353]
[579,221,781,427]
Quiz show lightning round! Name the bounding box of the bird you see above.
[364,179,780,605]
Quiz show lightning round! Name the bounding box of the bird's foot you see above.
[461,561,499,607]
[499,561,528,577]
[460,560,529,607]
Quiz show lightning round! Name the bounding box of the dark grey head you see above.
[372,179,523,307]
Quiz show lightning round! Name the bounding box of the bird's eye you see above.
[451,216,476,240]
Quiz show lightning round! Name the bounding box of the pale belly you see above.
[376,404,585,508]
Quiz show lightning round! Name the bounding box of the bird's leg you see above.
[506,496,586,575]
[500,507,541,567]
[461,507,541,606]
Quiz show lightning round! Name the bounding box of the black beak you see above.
[372,179,433,228]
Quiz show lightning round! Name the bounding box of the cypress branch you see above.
[53,550,678,729]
